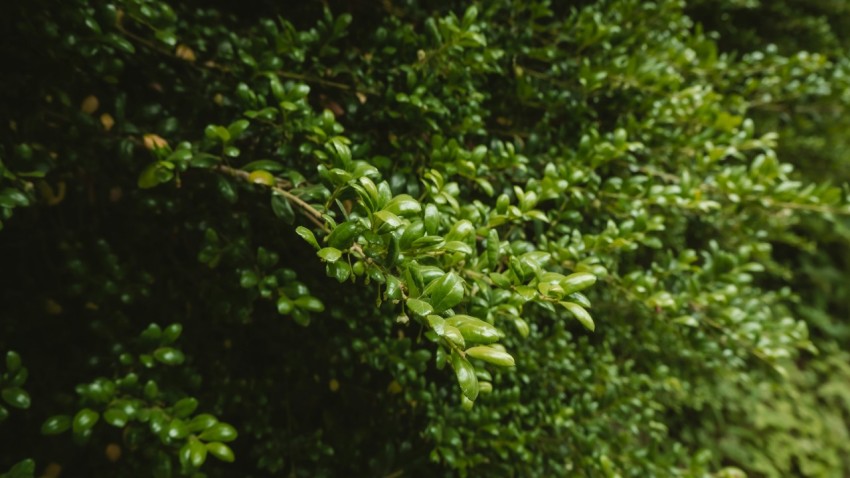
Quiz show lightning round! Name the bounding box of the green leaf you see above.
[109,33,135,54]
[465,346,515,367]
[5,351,21,372]
[423,204,440,235]
[450,349,478,401]
[73,408,99,435]
[153,347,185,365]
[187,414,218,433]
[103,408,129,427]
[41,415,72,435]
[141,323,163,340]
[383,194,422,217]
[445,315,503,344]
[198,422,238,442]
[444,241,473,255]
[294,295,324,312]
[317,247,342,263]
[167,418,189,439]
[163,323,183,344]
[180,437,207,469]
[205,125,230,143]
[271,193,295,223]
[172,397,199,418]
[327,261,351,283]
[327,222,361,249]
[515,285,538,301]
[559,301,595,331]
[373,210,403,233]
[1,459,35,478]
[168,148,193,163]
[206,442,235,463]
[242,159,285,172]
[277,297,294,314]
[406,298,433,316]
[513,318,530,338]
[247,170,272,184]
[561,272,597,295]
[489,272,511,288]
[138,163,164,189]
[385,276,403,300]
[400,222,425,249]
[217,176,238,203]
[240,270,259,288]
[227,119,250,139]
[487,229,500,268]
[329,137,352,167]
[442,325,466,348]
[427,272,464,313]
[295,226,320,250]
[144,380,159,400]
[385,234,400,267]
[1,387,30,409]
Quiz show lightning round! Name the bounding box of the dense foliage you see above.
[2,0,850,476]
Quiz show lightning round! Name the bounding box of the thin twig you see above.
[216,165,327,231]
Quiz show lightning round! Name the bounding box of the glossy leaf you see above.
[317,247,342,263]
[427,272,464,313]
[1,387,30,409]
[153,347,185,365]
[445,315,503,344]
[450,349,478,401]
[465,346,515,367]
[72,408,99,435]
[206,442,235,463]
[198,422,238,442]
[295,226,320,250]
[559,301,595,332]
[406,298,433,316]
[41,415,72,435]
[561,272,597,296]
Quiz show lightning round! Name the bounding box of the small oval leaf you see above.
[465,346,515,367]
[198,422,238,442]
[560,301,595,331]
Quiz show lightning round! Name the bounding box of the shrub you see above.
[1,0,849,476]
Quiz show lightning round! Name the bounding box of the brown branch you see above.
[215,165,327,231]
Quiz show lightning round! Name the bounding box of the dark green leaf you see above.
[559,301,595,331]
[41,415,71,435]
[450,349,478,401]
[294,296,324,312]
[445,315,503,344]
[561,272,597,295]
[317,247,342,263]
[172,397,199,418]
[295,226,320,250]
[153,347,185,365]
[271,193,295,223]
[198,422,238,442]
[206,442,235,463]
[383,194,422,217]
[427,272,464,313]
[103,408,128,427]
[1,387,30,409]
[406,298,433,316]
[187,414,217,433]
[465,346,515,367]
[5,351,21,372]
[72,408,99,435]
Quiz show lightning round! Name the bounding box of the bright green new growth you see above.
[2,0,850,476]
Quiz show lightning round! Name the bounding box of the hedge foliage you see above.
[2,0,850,476]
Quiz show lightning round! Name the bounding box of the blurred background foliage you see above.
[1,0,850,476]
